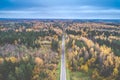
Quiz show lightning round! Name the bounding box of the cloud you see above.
[0,0,120,18]
[0,6,120,19]
[1,0,120,10]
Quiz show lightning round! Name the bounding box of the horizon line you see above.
[0,18,120,20]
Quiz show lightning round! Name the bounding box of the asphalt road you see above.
[60,35,66,80]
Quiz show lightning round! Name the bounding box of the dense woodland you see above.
[0,20,120,80]
[0,21,62,80]
[65,24,120,80]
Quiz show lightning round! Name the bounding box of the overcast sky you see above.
[0,0,120,19]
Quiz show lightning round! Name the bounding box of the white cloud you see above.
[0,6,120,19]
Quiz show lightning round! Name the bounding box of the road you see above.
[60,35,66,80]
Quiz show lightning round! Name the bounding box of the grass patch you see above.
[66,49,70,80]
[56,60,61,80]
[66,65,70,80]
[70,71,92,80]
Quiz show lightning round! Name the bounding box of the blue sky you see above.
[0,0,120,19]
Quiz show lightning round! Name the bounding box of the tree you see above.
[8,72,16,80]
[35,57,43,65]
[84,51,89,61]
[0,58,4,64]
[81,64,88,73]
[113,68,118,77]
[51,39,59,52]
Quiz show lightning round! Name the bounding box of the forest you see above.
[0,20,120,80]
[0,21,61,80]
[65,24,120,80]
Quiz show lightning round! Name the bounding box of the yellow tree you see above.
[81,64,89,72]
[35,57,43,65]
[0,58,4,64]
[112,68,119,77]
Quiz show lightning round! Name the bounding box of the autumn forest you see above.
[0,19,120,80]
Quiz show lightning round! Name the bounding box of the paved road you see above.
[60,35,66,80]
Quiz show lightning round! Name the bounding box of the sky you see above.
[0,0,120,19]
